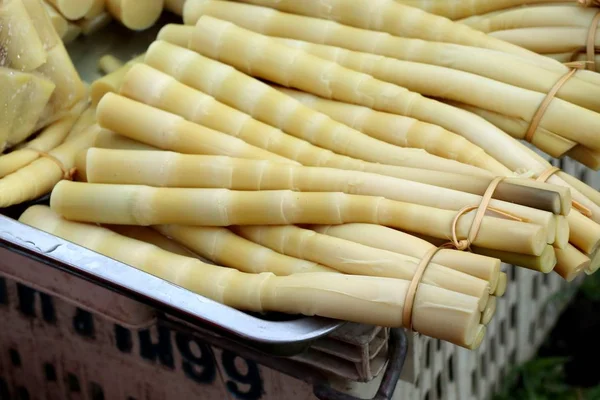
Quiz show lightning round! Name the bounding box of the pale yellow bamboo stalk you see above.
[21,205,484,348]
[449,101,576,158]
[232,0,546,62]
[270,37,600,155]
[107,225,200,258]
[395,0,568,20]
[0,68,55,152]
[105,0,164,30]
[490,27,600,55]
[156,225,336,275]
[568,210,600,254]
[97,94,296,164]
[188,17,600,153]
[98,55,124,75]
[77,11,112,36]
[144,41,573,216]
[84,0,105,18]
[0,124,100,208]
[458,5,597,32]
[45,0,94,20]
[413,233,557,273]
[64,105,96,141]
[233,225,491,308]
[0,0,47,71]
[79,148,559,246]
[120,63,492,177]
[182,0,600,101]
[0,101,86,178]
[50,181,549,255]
[554,243,591,282]
[94,129,157,151]
[271,86,508,175]
[311,223,501,291]
[61,21,81,43]
[91,54,144,105]
[42,1,68,38]
[481,296,496,325]
[566,146,600,171]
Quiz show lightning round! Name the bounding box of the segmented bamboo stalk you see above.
[0,124,100,208]
[120,63,493,177]
[105,0,164,30]
[50,181,549,255]
[0,101,86,178]
[413,233,558,274]
[182,0,600,91]
[270,86,507,174]
[489,27,600,55]
[311,223,501,291]
[21,205,485,348]
[91,54,144,105]
[45,0,94,20]
[188,17,600,153]
[78,148,560,246]
[232,225,491,308]
[554,244,591,282]
[156,225,336,275]
[107,225,200,258]
[94,129,157,151]
[0,0,47,70]
[394,0,566,20]
[226,0,548,62]
[96,93,295,164]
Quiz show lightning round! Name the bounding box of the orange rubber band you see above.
[402,246,445,330]
[524,68,580,144]
[536,166,561,183]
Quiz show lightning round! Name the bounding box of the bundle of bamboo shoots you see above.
[143,17,600,277]
[179,1,600,168]
[0,0,86,153]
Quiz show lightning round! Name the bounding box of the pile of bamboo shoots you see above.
[3,0,600,349]
[175,0,600,169]
[42,0,187,43]
[0,0,87,153]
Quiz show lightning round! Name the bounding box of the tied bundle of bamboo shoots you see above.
[0,0,86,152]
[145,16,600,279]
[19,205,490,349]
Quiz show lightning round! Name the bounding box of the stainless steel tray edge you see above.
[0,214,343,348]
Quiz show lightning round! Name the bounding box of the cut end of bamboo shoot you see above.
[493,273,507,297]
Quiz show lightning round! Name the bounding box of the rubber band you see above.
[535,166,561,183]
[37,152,76,180]
[524,67,580,144]
[402,245,445,330]
[451,177,507,250]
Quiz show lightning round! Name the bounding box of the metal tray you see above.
[0,14,343,356]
